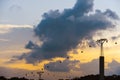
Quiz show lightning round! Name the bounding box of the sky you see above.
[0,0,120,80]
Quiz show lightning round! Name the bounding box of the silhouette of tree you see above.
[1,74,120,80]
[0,76,7,80]
[0,76,29,80]
[9,77,29,80]
[72,74,120,80]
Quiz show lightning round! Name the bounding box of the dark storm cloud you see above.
[25,41,39,49]
[103,9,119,20]
[63,0,93,17]
[19,0,119,63]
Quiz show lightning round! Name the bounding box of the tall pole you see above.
[97,39,108,80]
[101,43,103,56]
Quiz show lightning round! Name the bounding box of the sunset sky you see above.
[0,0,120,80]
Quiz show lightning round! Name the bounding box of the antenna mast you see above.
[97,39,108,56]
[97,38,108,80]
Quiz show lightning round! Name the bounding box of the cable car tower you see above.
[97,38,108,80]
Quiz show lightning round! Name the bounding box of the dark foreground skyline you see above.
[1,74,120,80]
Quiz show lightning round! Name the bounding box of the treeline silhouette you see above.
[0,76,28,80]
[1,75,120,80]
[72,75,120,80]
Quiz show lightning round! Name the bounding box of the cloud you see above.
[9,5,22,12]
[0,38,9,42]
[0,24,32,28]
[2,59,120,79]
[0,67,29,78]
[80,59,120,76]
[25,41,39,49]
[111,35,120,40]
[44,59,99,74]
[44,59,79,72]
[103,9,119,20]
[0,26,35,58]
[0,24,33,34]
[106,60,120,75]
[44,59,120,76]
[19,0,119,63]
[79,59,99,75]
